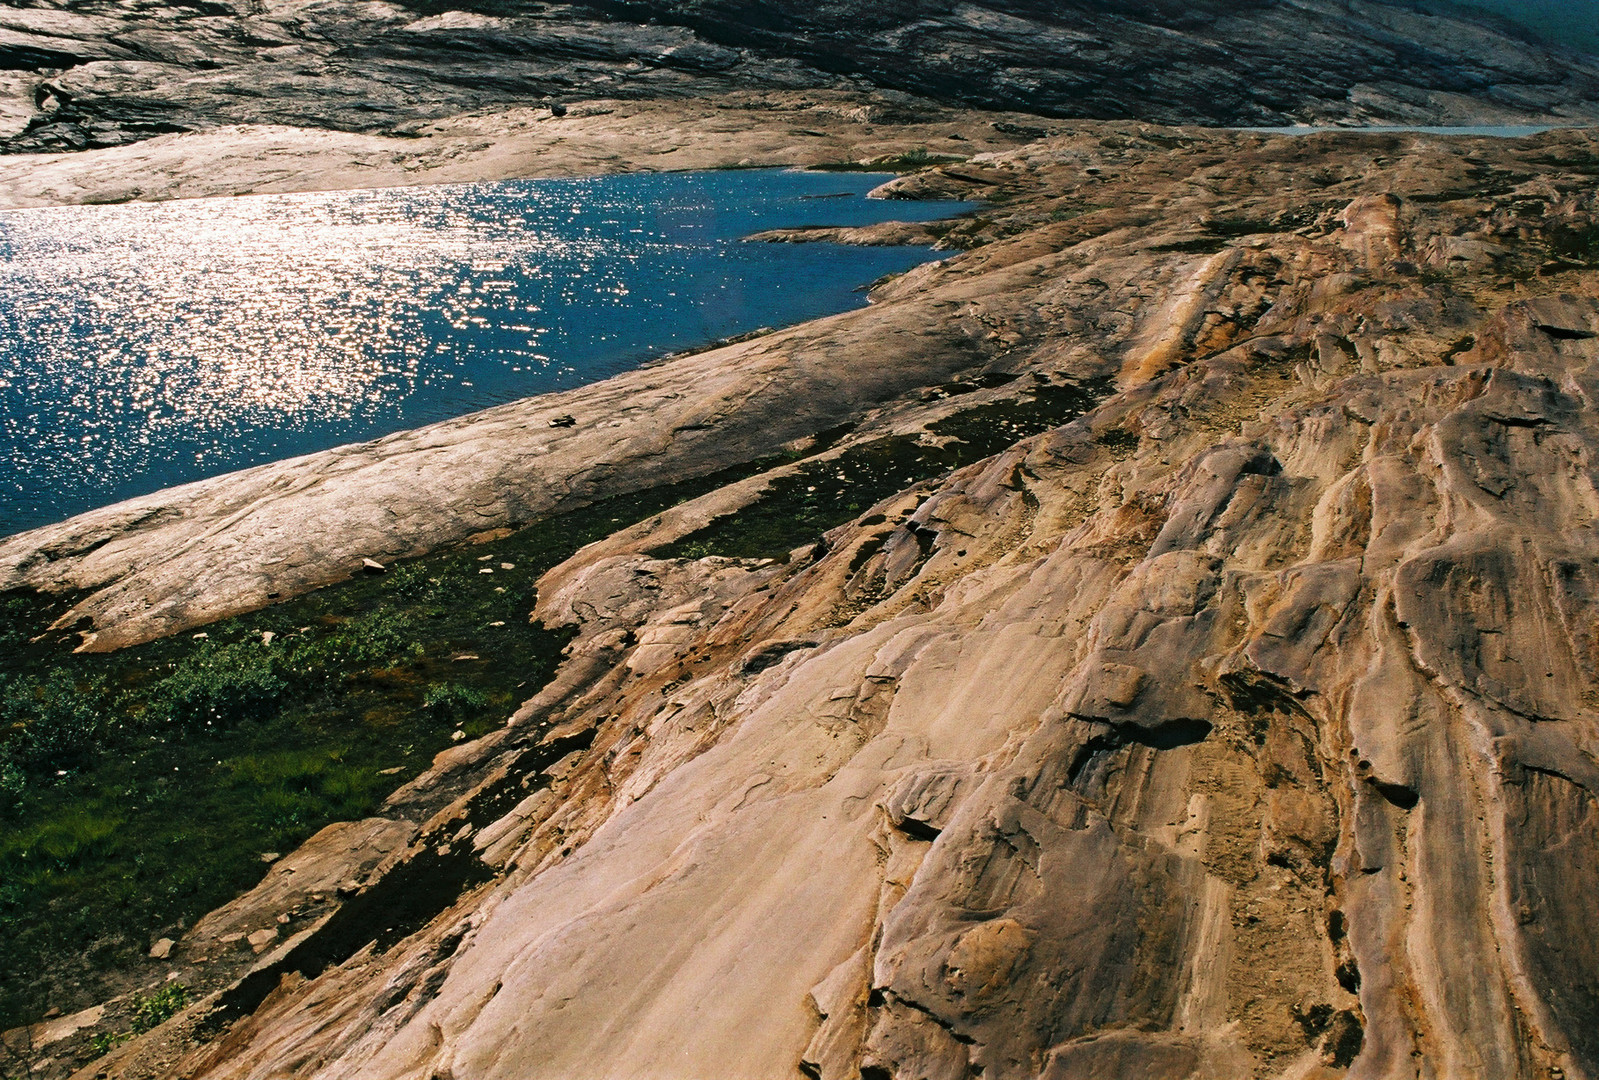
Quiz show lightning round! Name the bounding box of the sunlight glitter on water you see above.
[6,186,598,463]
[0,171,971,534]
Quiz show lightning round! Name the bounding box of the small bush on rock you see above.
[129,982,188,1032]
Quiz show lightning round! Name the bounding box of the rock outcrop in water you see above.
[3,0,1599,153]
[8,124,1599,1079]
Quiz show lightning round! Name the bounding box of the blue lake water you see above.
[1247,125,1573,138]
[0,170,971,536]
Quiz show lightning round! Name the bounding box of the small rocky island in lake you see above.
[2,4,1599,1080]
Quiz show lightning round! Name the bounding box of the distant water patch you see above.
[1247,125,1571,138]
[0,170,972,535]
[1442,0,1599,56]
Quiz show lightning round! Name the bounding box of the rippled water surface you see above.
[0,170,970,535]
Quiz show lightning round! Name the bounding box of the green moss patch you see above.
[653,380,1102,562]
[809,149,968,174]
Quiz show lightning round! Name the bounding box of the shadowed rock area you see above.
[7,124,1598,1079]
[3,0,1599,153]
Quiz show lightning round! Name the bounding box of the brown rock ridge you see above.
[15,124,1599,1079]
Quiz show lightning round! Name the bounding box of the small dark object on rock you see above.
[550,102,568,117]
[549,414,577,428]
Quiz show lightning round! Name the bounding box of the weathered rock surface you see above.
[2,0,1599,155]
[21,125,1599,1079]
[0,92,1050,209]
[587,0,1599,125]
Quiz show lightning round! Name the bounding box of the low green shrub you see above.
[148,643,285,732]
[2,669,103,775]
[384,562,446,601]
[422,682,488,720]
[88,1030,131,1056]
[128,982,188,1032]
[85,983,189,1058]
[287,610,423,676]
[0,758,24,815]
[0,596,32,652]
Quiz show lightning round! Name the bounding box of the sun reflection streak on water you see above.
[2,182,643,483]
[0,171,970,534]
